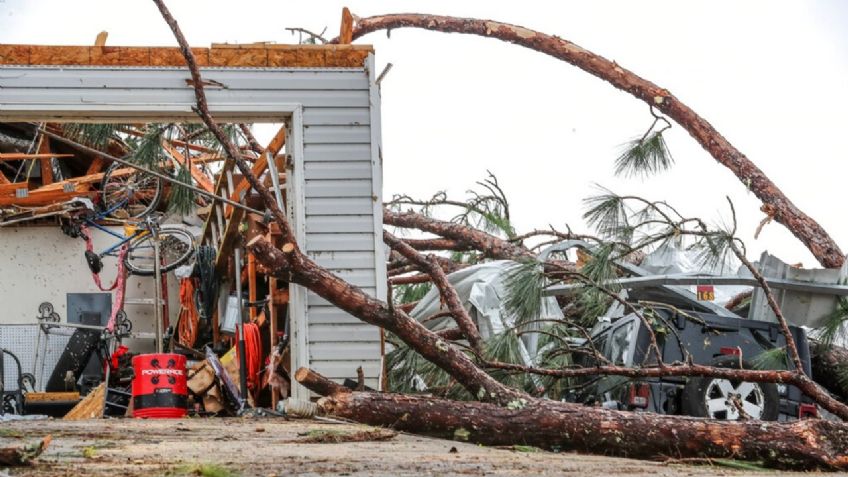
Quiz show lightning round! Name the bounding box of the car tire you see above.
[681,356,779,421]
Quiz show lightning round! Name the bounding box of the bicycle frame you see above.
[82,199,151,258]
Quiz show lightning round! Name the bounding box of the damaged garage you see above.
[0,40,386,416]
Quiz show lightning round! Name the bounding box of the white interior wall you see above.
[0,226,178,353]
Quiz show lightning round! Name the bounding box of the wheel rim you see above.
[704,379,765,420]
[126,229,194,273]
[102,167,161,219]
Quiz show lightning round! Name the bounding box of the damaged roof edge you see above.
[0,43,374,68]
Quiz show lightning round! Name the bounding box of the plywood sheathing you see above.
[0,44,372,68]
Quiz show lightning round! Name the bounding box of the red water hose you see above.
[235,322,262,394]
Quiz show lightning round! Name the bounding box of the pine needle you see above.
[393,283,433,305]
[751,347,789,370]
[582,191,633,243]
[813,297,848,349]
[130,124,171,170]
[503,260,546,327]
[614,131,674,178]
[62,123,125,149]
[485,331,534,391]
[168,165,196,215]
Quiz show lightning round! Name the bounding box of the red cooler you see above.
[132,353,188,418]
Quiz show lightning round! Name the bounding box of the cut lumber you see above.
[24,391,80,403]
[35,167,133,192]
[63,382,105,420]
[298,368,848,471]
[0,189,95,207]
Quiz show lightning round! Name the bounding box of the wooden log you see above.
[298,369,848,471]
[294,367,350,397]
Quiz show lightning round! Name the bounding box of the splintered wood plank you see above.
[94,31,108,47]
[90,46,150,66]
[339,7,354,44]
[30,45,89,65]
[0,188,94,206]
[37,135,53,185]
[79,156,107,192]
[162,142,215,193]
[63,382,105,420]
[209,47,268,67]
[35,166,133,192]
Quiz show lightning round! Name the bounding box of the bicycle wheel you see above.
[124,226,196,276]
[101,161,163,219]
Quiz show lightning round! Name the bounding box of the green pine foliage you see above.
[503,260,546,327]
[614,131,674,178]
[168,165,196,215]
[62,123,126,149]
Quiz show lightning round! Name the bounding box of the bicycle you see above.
[61,167,195,276]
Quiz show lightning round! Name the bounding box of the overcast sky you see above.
[1,1,846,267]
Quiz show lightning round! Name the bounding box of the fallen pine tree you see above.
[149,1,848,470]
[296,367,848,470]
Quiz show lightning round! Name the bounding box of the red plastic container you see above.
[131,353,187,418]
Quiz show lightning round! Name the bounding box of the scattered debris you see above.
[292,428,397,444]
[0,435,51,466]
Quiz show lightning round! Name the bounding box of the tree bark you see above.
[385,209,533,260]
[354,14,843,268]
[299,369,848,470]
[247,236,525,405]
[384,230,484,353]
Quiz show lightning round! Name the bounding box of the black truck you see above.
[568,309,816,421]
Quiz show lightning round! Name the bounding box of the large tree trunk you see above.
[298,368,848,470]
[355,14,843,268]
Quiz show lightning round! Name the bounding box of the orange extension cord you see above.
[236,322,262,394]
[177,278,200,347]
